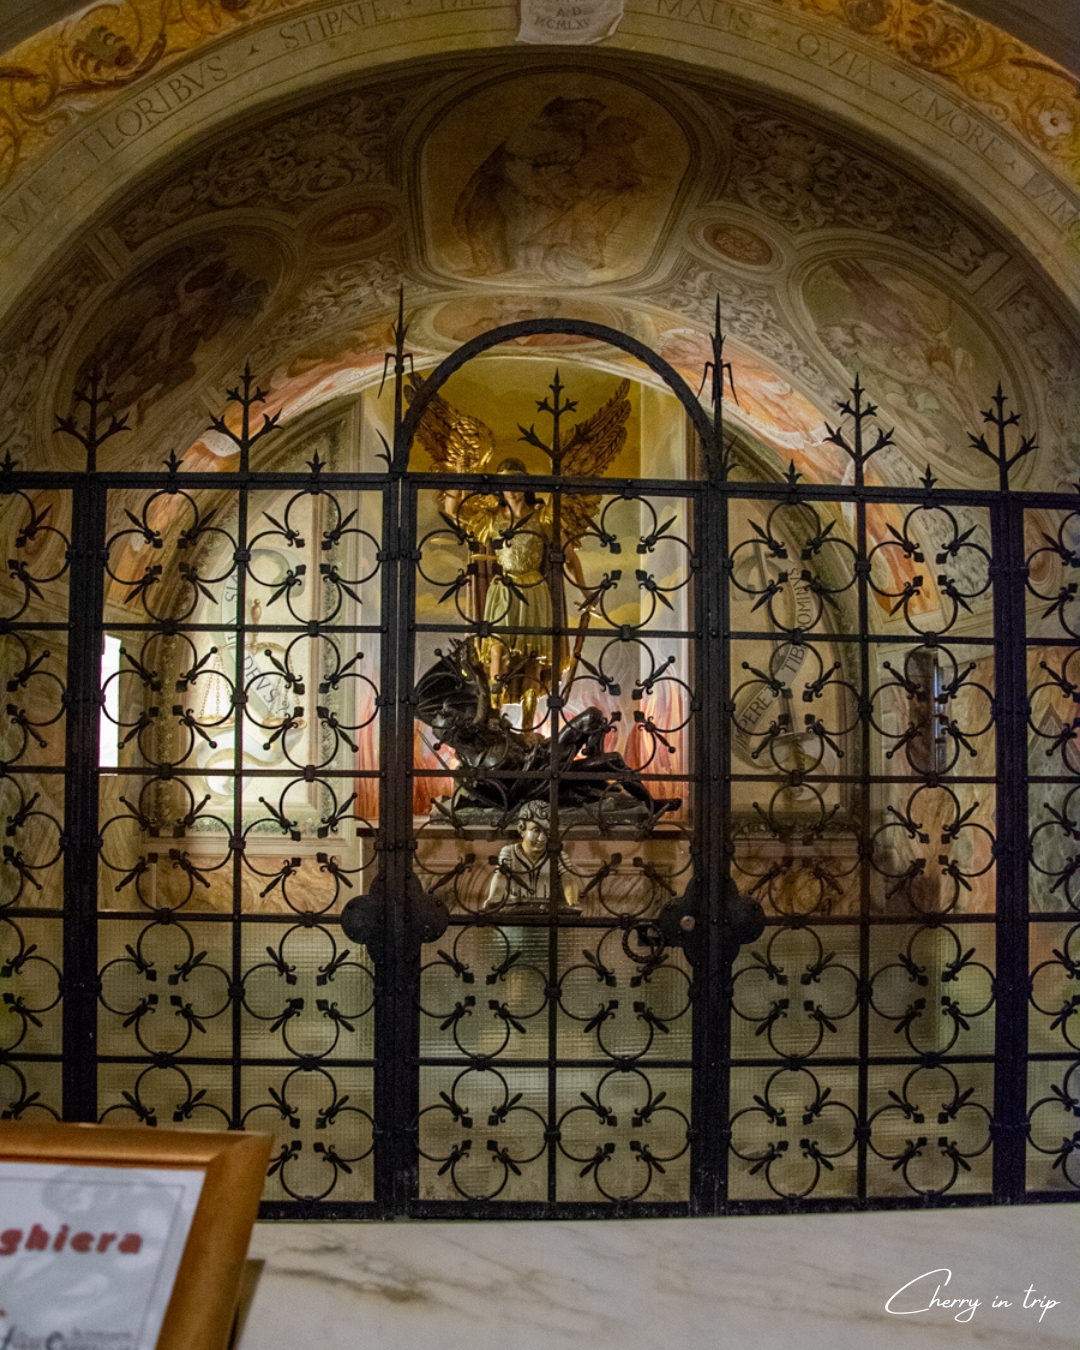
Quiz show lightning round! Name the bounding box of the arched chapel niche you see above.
[0,1,1078,1213]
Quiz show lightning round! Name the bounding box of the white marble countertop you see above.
[237,1205,1077,1350]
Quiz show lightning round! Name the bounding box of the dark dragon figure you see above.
[414,640,680,826]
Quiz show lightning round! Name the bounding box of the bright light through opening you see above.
[100,634,121,770]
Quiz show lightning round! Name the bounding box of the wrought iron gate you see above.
[1,313,1078,1217]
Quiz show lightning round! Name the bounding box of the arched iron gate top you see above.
[394,313,718,473]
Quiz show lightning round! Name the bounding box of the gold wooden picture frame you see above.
[0,1122,271,1350]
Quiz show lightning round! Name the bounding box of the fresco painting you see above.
[314,204,399,250]
[806,258,1002,468]
[429,295,624,347]
[178,321,431,473]
[424,74,690,286]
[0,47,1065,503]
[657,329,842,480]
[704,222,774,267]
[74,237,273,427]
[0,0,1073,209]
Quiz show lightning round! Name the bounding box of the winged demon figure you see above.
[414,638,679,826]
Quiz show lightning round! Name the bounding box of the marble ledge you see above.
[237,1204,1077,1350]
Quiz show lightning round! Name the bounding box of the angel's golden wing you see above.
[406,377,496,474]
[561,379,631,478]
[406,378,504,540]
[549,379,631,541]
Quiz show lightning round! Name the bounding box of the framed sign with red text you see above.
[0,1123,271,1350]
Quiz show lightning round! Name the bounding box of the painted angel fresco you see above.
[408,376,631,725]
[452,97,650,281]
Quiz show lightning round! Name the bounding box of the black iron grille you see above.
[0,314,1077,1218]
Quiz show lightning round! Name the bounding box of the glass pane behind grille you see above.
[410,444,698,1205]
[1025,506,1080,1195]
[725,493,997,1202]
[3,350,1069,1218]
[0,489,70,1123]
[95,467,381,1206]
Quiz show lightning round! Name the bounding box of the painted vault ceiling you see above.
[0,6,1076,489]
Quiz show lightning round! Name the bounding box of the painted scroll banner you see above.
[516,0,624,44]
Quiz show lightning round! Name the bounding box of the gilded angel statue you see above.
[408,374,631,723]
